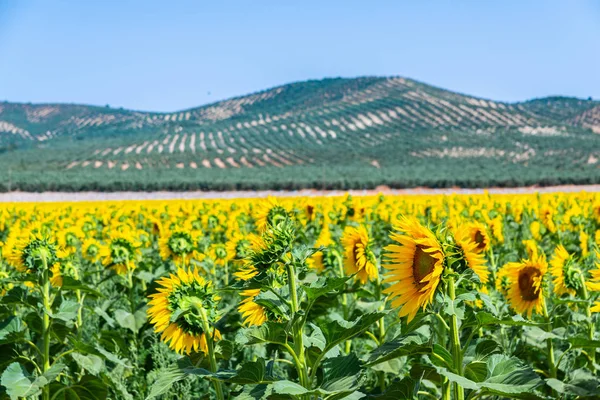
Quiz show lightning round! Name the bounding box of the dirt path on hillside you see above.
[0,184,598,202]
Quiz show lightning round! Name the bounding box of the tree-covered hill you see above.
[1,76,598,191]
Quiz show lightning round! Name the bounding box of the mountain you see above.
[1,76,599,191]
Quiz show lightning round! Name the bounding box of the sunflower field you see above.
[0,193,599,399]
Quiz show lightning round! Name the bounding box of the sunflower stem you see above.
[199,307,225,400]
[40,250,51,400]
[542,302,557,379]
[286,262,310,391]
[579,273,596,371]
[448,276,464,400]
[335,253,351,354]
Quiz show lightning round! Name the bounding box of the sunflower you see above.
[82,239,102,263]
[50,262,62,287]
[549,245,575,296]
[225,233,252,266]
[99,230,141,275]
[383,217,445,322]
[585,250,600,293]
[453,226,489,284]
[500,253,547,318]
[580,231,589,257]
[233,235,267,281]
[238,289,267,326]
[489,217,504,244]
[522,239,538,259]
[530,221,541,241]
[540,206,556,233]
[2,228,63,274]
[341,225,378,284]
[308,224,333,273]
[254,197,288,232]
[147,267,221,354]
[465,222,491,253]
[158,226,198,263]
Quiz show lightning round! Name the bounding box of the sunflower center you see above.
[412,245,436,287]
[518,267,541,301]
[473,231,486,251]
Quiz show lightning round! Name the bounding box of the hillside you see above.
[1,76,599,191]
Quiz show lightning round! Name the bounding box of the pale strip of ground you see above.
[0,185,599,203]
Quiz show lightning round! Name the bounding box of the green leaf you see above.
[304,276,350,301]
[546,373,600,397]
[478,354,543,398]
[145,366,186,400]
[272,380,310,395]
[181,358,269,385]
[114,309,146,333]
[430,344,453,370]
[476,312,541,327]
[433,366,479,390]
[0,317,25,345]
[567,337,600,349]
[365,330,430,367]
[0,362,40,399]
[464,361,487,382]
[237,321,289,346]
[93,307,115,328]
[320,353,363,394]
[372,377,419,399]
[71,353,105,376]
[52,300,80,322]
[254,291,289,321]
[51,375,108,399]
[321,312,387,354]
[304,323,326,351]
[59,277,103,297]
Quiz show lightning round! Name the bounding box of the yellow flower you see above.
[254,197,287,232]
[82,239,101,263]
[530,221,541,241]
[147,267,221,354]
[465,222,491,253]
[99,230,141,275]
[238,289,267,326]
[586,250,600,293]
[500,253,547,319]
[522,239,538,259]
[341,225,378,284]
[580,231,589,257]
[549,245,575,296]
[454,226,489,285]
[308,224,333,273]
[489,217,504,244]
[158,224,199,263]
[383,217,445,322]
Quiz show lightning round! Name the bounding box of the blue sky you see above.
[1,0,599,112]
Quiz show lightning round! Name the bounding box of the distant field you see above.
[1,76,599,191]
[1,184,599,202]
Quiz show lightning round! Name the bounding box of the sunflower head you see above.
[452,226,489,285]
[100,231,140,274]
[82,239,102,263]
[159,229,196,262]
[235,219,296,282]
[501,254,548,318]
[238,289,268,326]
[147,267,221,354]
[255,197,289,232]
[580,231,589,258]
[383,217,445,322]
[341,225,378,283]
[226,234,252,264]
[549,245,579,296]
[3,229,62,274]
[465,222,491,253]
